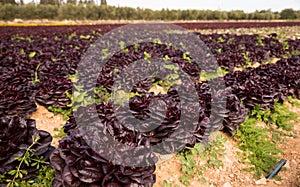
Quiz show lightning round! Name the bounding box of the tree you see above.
[296,10,300,19]
[0,0,16,4]
[228,10,246,20]
[66,0,76,4]
[280,8,297,19]
[100,0,106,5]
[84,0,94,5]
[40,0,59,5]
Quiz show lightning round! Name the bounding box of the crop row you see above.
[0,25,300,186]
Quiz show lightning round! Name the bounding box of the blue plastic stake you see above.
[266,159,287,179]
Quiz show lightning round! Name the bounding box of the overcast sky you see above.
[106,0,299,12]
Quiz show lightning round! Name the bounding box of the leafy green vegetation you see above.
[68,73,78,83]
[48,106,71,120]
[66,84,99,111]
[216,48,222,53]
[149,63,182,93]
[288,96,300,108]
[13,166,54,187]
[271,103,298,130]
[291,50,300,56]
[162,180,180,187]
[79,34,92,40]
[178,132,227,186]
[242,51,252,67]
[236,102,299,179]
[52,72,146,118]
[48,77,111,120]
[143,51,151,59]
[226,37,234,44]
[53,125,67,138]
[101,48,109,60]
[112,90,141,106]
[94,86,111,103]
[182,52,192,63]
[199,67,229,82]
[251,103,298,131]
[217,36,225,43]
[256,34,264,46]
[133,43,140,51]
[32,64,40,84]
[67,32,77,40]
[29,51,37,58]
[236,116,282,179]
[0,135,54,187]
[163,55,170,62]
[12,35,33,43]
[119,41,128,53]
[153,38,162,45]
[20,48,26,55]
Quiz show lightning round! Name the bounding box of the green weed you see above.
[251,103,298,131]
[288,96,300,108]
[53,125,67,139]
[178,132,227,185]
[48,106,71,121]
[236,116,282,179]
[182,52,191,63]
[256,34,264,46]
[0,135,54,187]
[236,102,299,179]
[32,64,40,84]
[242,51,252,67]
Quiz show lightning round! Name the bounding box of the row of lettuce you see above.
[0,25,299,186]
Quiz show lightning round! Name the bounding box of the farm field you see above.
[0,22,300,187]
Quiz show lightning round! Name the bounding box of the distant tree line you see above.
[0,2,299,21]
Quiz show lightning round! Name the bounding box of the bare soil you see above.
[30,103,65,147]
[154,127,300,187]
